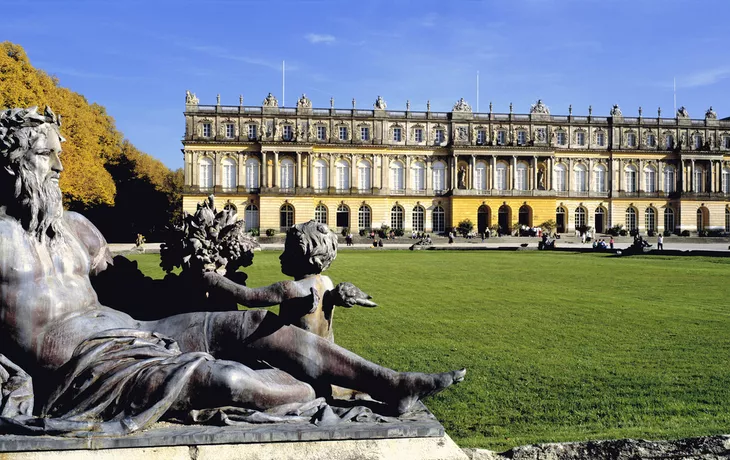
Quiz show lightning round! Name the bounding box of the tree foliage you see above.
[0,42,181,241]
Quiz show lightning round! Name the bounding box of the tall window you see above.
[519,205,531,226]
[664,207,675,233]
[412,161,425,192]
[314,204,327,224]
[594,164,606,192]
[360,126,370,141]
[317,126,327,141]
[625,207,637,231]
[414,128,423,143]
[576,131,585,146]
[339,126,348,141]
[336,160,350,192]
[199,157,213,189]
[244,204,259,231]
[432,206,445,233]
[575,207,586,229]
[202,123,212,137]
[358,160,371,191]
[435,129,444,144]
[412,206,425,232]
[245,158,260,189]
[358,205,371,229]
[722,167,730,193]
[627,133,636,147]
[556,132,566,145]
[554,163,567,191]
[516,162,528,190]
[433,161,446,192]
[496,162,508,190]
[693,165,705,192]
[477,130,486,144]
[726,208,730,232]
[645,207,656,232]
[647,133,656,147]
[724,137,730,149]
[475,161,487,191]
[694,135,703,149]
[282,125,292,141]
[393,127,402,142]
[225,123,235,138]
[390,161,404,192]
[280,158,294,189]
[248,124,257,140]
[336,204,350,228]
[574,164,587,192]
[497,131,506,145]
[391,205,404,230]
[624,165,637,192]
[666,134,674,149]
[697,208,706,231]
[517,131,526,145]
[222,157,237,190]
[280,204,294,230]
[644,165,656,193]
[596,132,605,146]
[314,159,328,191]
[664,165,676,193]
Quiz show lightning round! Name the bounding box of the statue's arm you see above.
[63,211,113,276]
[203,272,305,307]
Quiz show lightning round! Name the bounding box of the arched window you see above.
[244,204,259,232]
[336,159,350,192]
[663,165,676,193]
[412,205,425,232]
[645,207,656,232]
[726,208,730,232]
[199,157,214,189]
[722,167,730,194]
[390,160,404,192]
[391,205,404,229]
[575,206,587,229]
[495,162,508,190]
[280,204,294,230]
[518,205,531,226]
[432,206,445,233]
[280,158,294,190]
[625,207,637,231]
[693,164,706,192]
[314,204,327,224]
[358,205,371,229]
[594,164,606,193]
[697,207,708,231]
[245,158,260,190]
[336,204,350,228]
[412,161,425,192]
[624,165,637,192]
[554,163,567,191]
[515,162,528,190]
[314,159,328,191]
[574,163,587,192]
[222,157,237,190]
[357,160,371,192]
[477,205,490,233]
[664,207,675,234]
[556,206,566,233]
[475,161,487,191]
[498,205,511,234]
[594,207,606,233]
[432,161,446,192]
[644,165,656,193]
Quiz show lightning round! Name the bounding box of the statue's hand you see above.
[330,282,377,308]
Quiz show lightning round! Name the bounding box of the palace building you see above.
[182,91,730,236]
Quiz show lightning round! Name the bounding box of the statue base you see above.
[0,402,467,460]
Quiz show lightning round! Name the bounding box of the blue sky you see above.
[4,0,729,170]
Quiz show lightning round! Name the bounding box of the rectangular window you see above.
[724,137,730,149]
[497,131,506,145]
[627,133,636,147]
[625,171,637,192]
[317,126,326,141]
[248,124,257,140]
[556,132,566,145]
[476,130,486,144]
[282,125,292,141]
[694,136,703,149]
[645,170,656,192]
[595,169,606,192]
[393,127,402,142]
[435,129,444,143]
[576,132,585,146]
[339,126,348,141]
[517,131,526,145]
[666,134,674,149]
[202,123,211,137]
[664,169,675,193]
[647,134,655,147]
[226,123,235,138]
[596,132,605,146]
[361,126,370,141]
[415,129,423,143]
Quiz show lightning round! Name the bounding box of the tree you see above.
[456,219,474,237]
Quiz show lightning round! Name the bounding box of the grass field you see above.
[126,250,730,451]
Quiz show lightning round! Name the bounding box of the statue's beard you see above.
[14,164,65,244]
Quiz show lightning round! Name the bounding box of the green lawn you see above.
[126,250,730,451]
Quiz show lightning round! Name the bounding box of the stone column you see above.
[491,155,497,190]
[310,153,316,190]
[261,151,268,188]
[238,153,246,190]
[450,155,457,190]
[567,158,573,192]
[350,154,356,191]
[405,155,411,193]
[426,158,433,193]
[272,151,279,188]
[329,154,336,191]
[532,156,538,190]
[471,155,476,190]
[690,159,695,192]
[381,155,388,190]
[191,151,198,187]
[638,159,644,192]
[511,155,517,190]
[296,151,302,188]
[658,160,664,193]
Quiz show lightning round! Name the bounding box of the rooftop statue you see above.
[452,98,472,113]
[677,106,689,118]
[263,92,279,107]
[374,95,387,110]
[0,106,465,436]
[297,93,311,109]
[705,106,717,119]
[185,90,199,105]
[610,104,623,117]
[530,99,550,115]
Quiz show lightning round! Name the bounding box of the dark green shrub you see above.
[265,228,276,237]
[249,227,260,237]
[663,230,672,236]
[457,219,475,237]
[681,230,690,237]
[394,228,405,237]
[359,228,368,237]
[341,227,349,237]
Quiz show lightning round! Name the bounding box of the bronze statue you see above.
[0,107,464,436]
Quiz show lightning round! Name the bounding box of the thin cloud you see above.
[36,64,137,81]
[189,45,293,71]
[679,67,730,88]
[305,34,336,45]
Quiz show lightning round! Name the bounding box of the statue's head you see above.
[0,107,65,242]
[280,220,337,278]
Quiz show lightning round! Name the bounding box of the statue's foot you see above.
[392,368,466,415]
